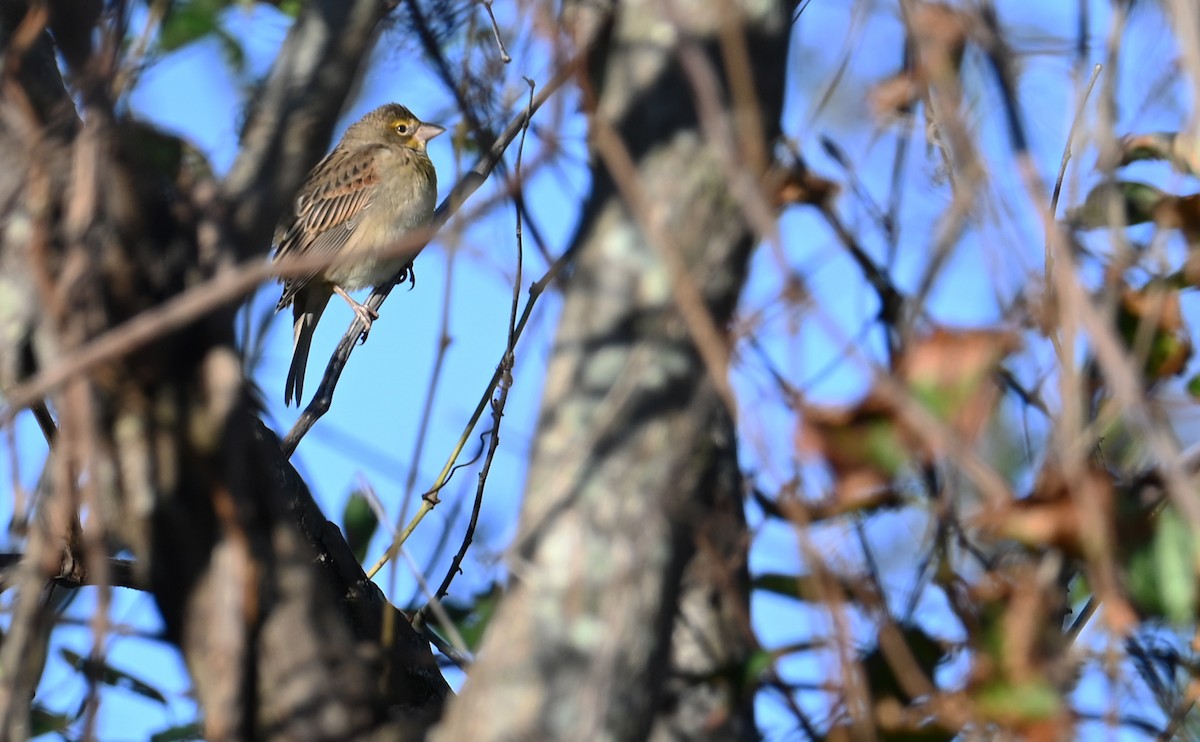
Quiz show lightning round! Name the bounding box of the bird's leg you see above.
[332,285,379,343]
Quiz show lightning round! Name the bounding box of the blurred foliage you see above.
[760,1,1200,737]
[30,705,73,738]
[436,583,502,653]
[149,721,206,741]
[157,0,246,71]
[59,648,168,706]
[342,489,380,564]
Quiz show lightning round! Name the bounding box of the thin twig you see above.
[414,78,535,616]
[482,0,512,63]
[109,0,166,98]
[1065,596,1097,644]
[420,623,472,670]
[367,233,570,583]
[1047,63,1102,282]
[363,245,574,580]
[393,245,458,540]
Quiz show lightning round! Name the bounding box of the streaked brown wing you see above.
[274,145,382,308]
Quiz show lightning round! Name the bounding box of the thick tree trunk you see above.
[434,1,788,739]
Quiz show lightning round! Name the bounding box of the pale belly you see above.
[325,176,435,290]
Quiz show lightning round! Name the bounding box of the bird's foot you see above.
[332,285,379,344]
[399,262,416,290]
[351,302,378,344]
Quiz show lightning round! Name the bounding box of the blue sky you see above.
[3,1,1199,739]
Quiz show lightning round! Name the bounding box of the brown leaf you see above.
[800,328,1017,499]
[767,163,839,208]
[1184,251,1200,288]
[978,497,1082,554]
[897,328,1019,446]
[1117,284,1193,380]
[869,73,922,118]
[1119,284,1183,331]
[1155,193,1200,244]
[976,462,1116,559]
[799,396,911,502]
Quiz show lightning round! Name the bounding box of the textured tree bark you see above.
[434,1,788,739]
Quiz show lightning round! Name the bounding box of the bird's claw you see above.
[400,262,416,290]
[352,304,378,344]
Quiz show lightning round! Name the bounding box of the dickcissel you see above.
[273,103,444,406]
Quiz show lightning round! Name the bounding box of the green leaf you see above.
[59,648,168,705]
[213,26,246,73]
[1115,132,1200,176]
[30,705,72,737]
[1189,373,1200,400]
[458,596,498,652]
[436,581,501,648]
[1126,539,1164,619]
[861,419,909,475]
[277,0,304,17]
[975,678,1060,722]
[751,573,815,601]
[159,1,230,52]
[1066,181,1166,229]
[741,648,774,687]
[1117,132,1180,166]
[342,490,379,564]
[859,625,946,704]
[150,721,206,741]
[1115,286,1193,382]
[879,726,956,742]
[1153,506,1197,624]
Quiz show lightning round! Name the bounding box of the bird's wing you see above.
[274,145,383,308]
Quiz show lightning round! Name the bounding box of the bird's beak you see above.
[416,123,446,143]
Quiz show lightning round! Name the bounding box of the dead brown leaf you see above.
[766,162,839,208]
[897,328,1020,447]
[1117,283,1193,380]
[869,73,922,118]
[798,396,911,502]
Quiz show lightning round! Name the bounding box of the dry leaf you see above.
[869,73,922,118]
[766,161,839,208]
[1117,283,1193,380]
[799,396,910,502]
[897,328,1019,446]
[978,464,1113,558]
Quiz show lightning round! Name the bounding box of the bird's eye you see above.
[396,123,410,135]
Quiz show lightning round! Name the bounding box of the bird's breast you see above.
[326,150,436,290]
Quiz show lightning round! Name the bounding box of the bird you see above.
[272,103,444,406]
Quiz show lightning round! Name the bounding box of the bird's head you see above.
[348,103,445,153]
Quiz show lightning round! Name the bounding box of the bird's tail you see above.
[285,290,330,407]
